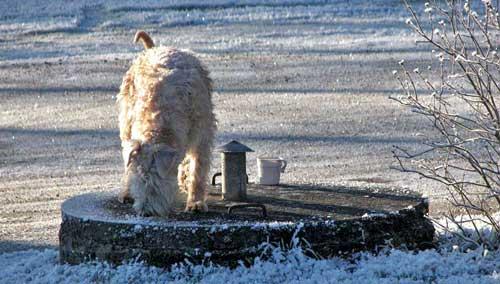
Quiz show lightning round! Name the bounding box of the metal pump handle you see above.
[211,172,249,186]
[227,203,267,218]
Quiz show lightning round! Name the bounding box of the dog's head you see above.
[121,140,180,215]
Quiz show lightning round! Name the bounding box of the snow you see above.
[1,232,499,283]
[434,212,500,251]
[3,213,500,283]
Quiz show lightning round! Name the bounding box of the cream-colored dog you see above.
[117,31,216,216]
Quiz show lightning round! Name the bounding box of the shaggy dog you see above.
[117,31,216,216]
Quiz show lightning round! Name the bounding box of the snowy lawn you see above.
[1,238,499,283]
[3,215,500,283]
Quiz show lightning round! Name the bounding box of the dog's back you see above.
[119,34,214,146]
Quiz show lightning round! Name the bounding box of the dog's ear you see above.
[153,145,178,179]
[122,140,141,168]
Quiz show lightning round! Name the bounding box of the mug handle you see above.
[279,158,287,173]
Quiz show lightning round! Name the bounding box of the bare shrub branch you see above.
[393,0,500,248]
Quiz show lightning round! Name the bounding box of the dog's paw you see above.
[185,201,208,212]
[134,207,152,217]
[118,195,134,204]
[132,202,152,217]
[118,191,134,204]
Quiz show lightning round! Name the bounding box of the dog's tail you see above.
[134,31,155,50]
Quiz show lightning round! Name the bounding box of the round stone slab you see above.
[59,184,434,267]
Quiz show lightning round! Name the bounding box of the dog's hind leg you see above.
[185,139,212,212]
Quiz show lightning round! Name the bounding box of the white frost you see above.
[0,238,499,283]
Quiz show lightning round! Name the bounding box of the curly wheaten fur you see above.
[117,31,216,216]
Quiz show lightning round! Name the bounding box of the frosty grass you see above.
[1,215,499,284]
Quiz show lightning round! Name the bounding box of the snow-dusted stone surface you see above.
[59,185,433,267]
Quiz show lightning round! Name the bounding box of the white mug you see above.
[257,157,287,185]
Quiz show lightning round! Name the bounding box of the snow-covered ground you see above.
[1,215,500,283]
[3,213,500,283]
[1,0,499,282]
[0,242,499,284]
